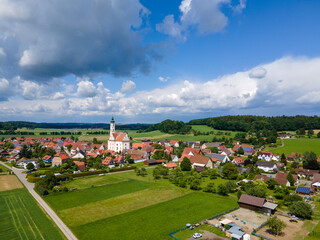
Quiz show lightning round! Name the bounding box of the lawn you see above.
[44,170,238,240]
[0,164,11,173]
[0,188,65,240]
[270,138,320,156]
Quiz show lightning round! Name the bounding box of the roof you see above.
[110,132,129,142]
[275,172,298,185]
[238,194,265,207]
[254,175,271,182]
[220,219,233,225]
[312,173,320,184]
[296,186,311,194]
[166,162,177,168]
[256,161,276,168]
[205,153,226,161]
[189,155,210,165]
[203,142,221,148]
[263,202,278,210]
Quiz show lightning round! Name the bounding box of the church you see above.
[107,117,130,152]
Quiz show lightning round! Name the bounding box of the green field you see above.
[44,170,237,240]
[0,188,65,240]
[0,164,11,173]
[270,138,320,156]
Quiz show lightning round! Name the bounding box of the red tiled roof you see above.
[238,194,265,207]
[166,162,177,168]
[189,155,210,165]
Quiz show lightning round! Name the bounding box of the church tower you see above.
[110,116,116,136]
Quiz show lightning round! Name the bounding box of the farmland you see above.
[0,188,65,240]
[44,169,238,240]
[270,138,320,155]
[0,175,23,191]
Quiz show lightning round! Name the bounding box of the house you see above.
[201,142,222,150]
[12,145,22,154]
[102,157,115,167]
[233,144,255,155]
[71,151,86,159]
[295,168,319,179]
[226,224,245,240]
[114,155,126,165]
[295,186,312,195]
[144,159,165,166]
[16,158,39,169]
[238,194,278,214]
[254,175,271,182]
[232,157,244,165]
[73,161,86,171]
[179,148,202,162]
[312,173,320,189]
[42,155,52,163]
[287,152,302,160]
[256,161,277,172]
[204,153,230,164]
[107,117,130,152]
[171,155,179,162]
[52,152,70,166]
[165,162,177,169]
[258,152,280,161]
[237,167,251,175]
[278,134,293,139]
[189,155,213,169]
[169,140,179,148]
[275,172,298,186]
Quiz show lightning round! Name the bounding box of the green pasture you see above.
[270,138,320,156]
[44,169,237,240]
[0,188,64,240]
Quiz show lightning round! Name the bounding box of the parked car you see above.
[193,233,202,239]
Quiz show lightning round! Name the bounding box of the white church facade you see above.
[107,117,130,152]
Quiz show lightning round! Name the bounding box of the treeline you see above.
[0,121,151,130]
[0,130,35,135]
[39,132,82,135]
[145,119,191,134]
[189,115,320,132]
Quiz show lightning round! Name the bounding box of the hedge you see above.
[27,175,42,183]
[109,166,136,172]
[56,170,106,181]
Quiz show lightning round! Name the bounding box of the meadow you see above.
[44,169,238,240]
[270,138,320,156]
[0,188,65,240]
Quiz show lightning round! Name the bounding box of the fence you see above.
[168,206,240,240]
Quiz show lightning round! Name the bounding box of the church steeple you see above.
[110,116,115,136]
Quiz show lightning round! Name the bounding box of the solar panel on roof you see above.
[296,186,310,194]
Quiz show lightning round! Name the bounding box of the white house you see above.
[256,161,277,172]
[107,117,131,153]
[258,152,280,161]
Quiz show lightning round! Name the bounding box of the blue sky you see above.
[0,0,320,123]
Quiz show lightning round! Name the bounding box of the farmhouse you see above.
[256,161,277,172]
[238,194,277,215]
[107,117,130,152]
[189,155,213,168]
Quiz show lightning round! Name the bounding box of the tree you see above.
[283,194,302,206]
[39,160,45,168]
[26,162,34,170]
[303,151,319,170]
[308,129,314,138]
[181,157,191,171]
[135,167,148,177]
[287,172,295,186]
[93,137,98,144]
[237,190,242,200]
[217,183,228,196]
[203,182,216,193]
[289,201,313,219]
[190,178,201,190]
[280,153,287,164]
[225,181,237,193]
[221,162,239,180]
[125,154,134,164]
[266,178,278,190]
[266,217,286,235]
[237,147,244,155]
[317,132,320,138]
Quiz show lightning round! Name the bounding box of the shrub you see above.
[289,201,313,219]
[266,217,286,235]
[27,176,42,183]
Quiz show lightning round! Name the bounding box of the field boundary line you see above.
[19,196,46,240]
[4,196,23,240]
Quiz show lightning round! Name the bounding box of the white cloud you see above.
[157,0,235,39]
[233,0,247,13]
[121,80,136,92]
[52,92,64,100]
[76,80,97,98]
[249,67,267,79]
[20,80,44,100]
[2,56,320,121]
[158,76,170,82]
[0,78,11,100]
[0,47,6,59]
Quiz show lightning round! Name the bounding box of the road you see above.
[0,162,78,240]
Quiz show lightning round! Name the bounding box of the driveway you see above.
[0,162,77,240]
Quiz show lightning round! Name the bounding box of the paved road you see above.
[0,162,78,240]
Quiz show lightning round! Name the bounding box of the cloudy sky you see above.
[1,0,320,123]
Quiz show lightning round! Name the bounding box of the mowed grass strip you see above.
[271,138,320,155]
[45,179,152,211]
[60,186,189,227]
[0,188,64,240]
[63,174,127,189]
[72,192,238,240]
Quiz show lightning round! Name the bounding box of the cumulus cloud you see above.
[0,78,11,101]
[249,67,267,79]
[76,80,97,98]
[157,0,244,39]
[2,56,320,121]
[0,0,158,80]
[158,76,170,82]
[121,80,136,92]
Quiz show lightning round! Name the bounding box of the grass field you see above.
[0,188,65,240]
[44,169,238,240]
[270,138,320,156]
[0,164,11,173]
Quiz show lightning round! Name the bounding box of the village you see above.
[1,118,320,240]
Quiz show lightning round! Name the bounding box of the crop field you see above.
[271,138,320,156]
[45,170,237,240]
[0,175,23,191]
[0,188,64,240]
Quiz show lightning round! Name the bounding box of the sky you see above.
[0,0,320,123]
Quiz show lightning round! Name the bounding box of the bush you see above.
[218,183,228,196]
[27,175,42,183]
[35,182,49,196]
[289,201,313,219]
[109,166,136,173]
[203,182,216,193]
[283,194,302,206]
